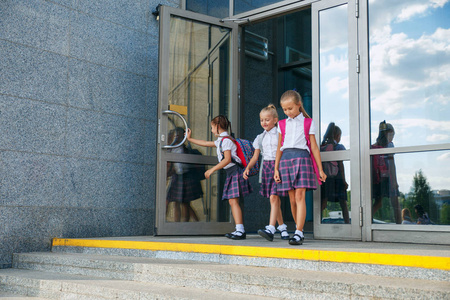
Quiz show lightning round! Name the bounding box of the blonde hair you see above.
[260,104,278,119]
[280,90,310,118]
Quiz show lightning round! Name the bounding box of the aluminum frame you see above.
[156,5,239,235]
[357,0,450,244]
[312,0,362,241]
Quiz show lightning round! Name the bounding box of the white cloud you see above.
[437,152,450,161]
[396,0,449,22]
[427,134,450,142]
[370,28,450,115]
[326,76,348,93]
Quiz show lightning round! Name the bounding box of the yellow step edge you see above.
[52,238,450,271]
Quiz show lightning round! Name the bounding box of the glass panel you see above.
[284,9,311,64]
[186,0,229,18]
[371,150,450,225]
[321,161,351,224]
[166,160,229,223]
[319,4,350,150]
[234,0,282,15]
[168,16,231,155]
[369,1,450,147]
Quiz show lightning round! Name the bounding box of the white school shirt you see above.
[214,132,242,169]
[277,113,316,152]
[253,127,278,161]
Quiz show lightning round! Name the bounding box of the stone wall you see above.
[0,0,180,268]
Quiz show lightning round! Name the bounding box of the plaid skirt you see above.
[222,165,253,200]
[167,173,203,203]
[260,160,287,198]
[278,149,318,192]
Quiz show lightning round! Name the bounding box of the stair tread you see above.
[0,269,276,299]
[12,252,450,292]
[0,292,50,299]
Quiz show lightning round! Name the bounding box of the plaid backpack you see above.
[219,136,259,176]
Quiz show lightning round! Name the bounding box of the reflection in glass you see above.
[234,0,281,15]
[369,1,450,147]
[321,123,350,223]
[371,150,450,225]
[186,0,229,18]
[321,160,351,224]
[371,121,401,223]
[166,159,229,223]
[319,4,350,150]
[169,17,231,156]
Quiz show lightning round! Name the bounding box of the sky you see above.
[319,0,449,193]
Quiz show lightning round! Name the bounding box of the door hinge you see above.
[356,54,360,73]
[359,206,363,227]
[355,0,359,18]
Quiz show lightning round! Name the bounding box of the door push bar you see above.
[161,110,188,149]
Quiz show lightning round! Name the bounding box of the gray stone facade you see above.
[0,0,180,268]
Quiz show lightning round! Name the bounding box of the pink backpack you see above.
[278,118,322,185]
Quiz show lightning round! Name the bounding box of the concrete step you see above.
[9,252,450,299]
[0,268,274,300]
[0,292,50,299]
[51,237,450,281]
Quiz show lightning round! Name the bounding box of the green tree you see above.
[407,170,438,222]
[440,203,450,225]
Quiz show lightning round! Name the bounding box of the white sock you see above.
[236,224,245,233]
[266,225,276,234]
[295,230,304,238]
[277,224,287,232]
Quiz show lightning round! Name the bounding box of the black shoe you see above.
[258,229,274,241]
[225,232,232,238]
[230,231,246,240]
[280,230,290,240]
[288,234,304,245]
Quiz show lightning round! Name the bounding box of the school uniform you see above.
[277,113,318,192]
[166,146,203,203]
[215,132,252,200]
[253,127,287,198]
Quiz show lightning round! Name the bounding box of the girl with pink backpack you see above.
[274,90,327,245]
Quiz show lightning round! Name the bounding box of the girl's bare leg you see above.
[229,198,243,224]
[269,195,281,226]
[288,190,297,225]
[295,188,306,231]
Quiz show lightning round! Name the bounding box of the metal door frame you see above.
[312,0,362,240]
[156,6,239,235]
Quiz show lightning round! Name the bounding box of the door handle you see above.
[162,110,188,149]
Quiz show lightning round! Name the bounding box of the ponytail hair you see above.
[260,104,278,120]
[280,90,310,118]
[211,115,231,135]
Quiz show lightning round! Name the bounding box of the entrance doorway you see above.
[156,7,238,235]
[156,2,362,240]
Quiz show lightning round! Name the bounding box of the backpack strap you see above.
[219,136,242,167]
[278,119,286,146]
[304,118,322,185]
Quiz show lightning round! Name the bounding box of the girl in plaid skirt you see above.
[274,90,327,245]
[187,115,252,240]
[243,104,290,241]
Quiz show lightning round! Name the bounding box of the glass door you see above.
[156,6,238,235]
[312,0,361,240]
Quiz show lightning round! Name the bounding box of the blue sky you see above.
[319,0,449,193]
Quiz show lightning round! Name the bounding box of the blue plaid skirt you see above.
[260,160,287,198]
[167,173,203,203]
[222,165,253,200]
[278,149,317,192]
